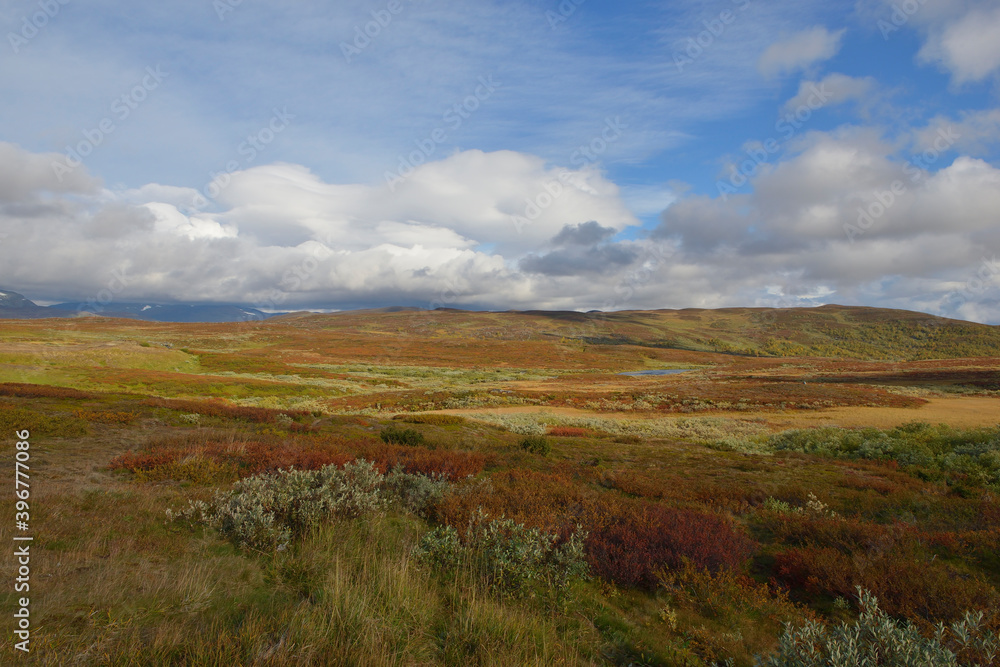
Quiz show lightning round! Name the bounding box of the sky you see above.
[1,0,999,322]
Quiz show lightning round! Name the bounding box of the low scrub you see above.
[111,433,488,482]
[394,413,467,426]
[0,382,95,399]
[110,436,354,479]
[658,562,813,664]
[772,545,997,624]
[757,588,1000,666]
[547,426,596,438]
[519,435,551,456]
[73,409,139,424]
[768,422,1000,489]
[586,502,756,590]
[380,425,425,447]
[168,460,448,552]
[416,511,589,599]
[432,469,588,532]
[140,397,311,424]
[470,412,768,441]
[0,403,90,438]
[363,443,487,481]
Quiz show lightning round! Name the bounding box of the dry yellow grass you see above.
[757,396,1000,430]
[437,396,1000,433]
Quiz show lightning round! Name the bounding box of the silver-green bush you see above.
[756,589,999,666]
[383,468,450,517]
[168,460,448,552]
[415,511,589,599]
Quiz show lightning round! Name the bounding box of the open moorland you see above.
[1,305,999,665]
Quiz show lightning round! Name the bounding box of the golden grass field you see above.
[1,307,998,665]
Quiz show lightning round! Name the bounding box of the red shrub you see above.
[838,474,898,495]
[110,449,185,472]
[694,483,769,512]
[109,432,487,482]
[586,502,756,590]
[757,512,913,556]
[772,546,997,623]
[356,443,489,481]
[605,472,769,512]
[109,435,358,477]
[433,469,590,531]
[0,383,94,399]
[73,410,139,424]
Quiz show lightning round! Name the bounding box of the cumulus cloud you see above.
[0,145,641,310]
[783,73,877,112]
[3,136,1000,322]
[915,109,1000,156]
[551,221,617,246]
[0,142,99,204]
[757,27,846,77]
[917,4,1000,84]
[519,222,636,276]
[656,128,1000,321]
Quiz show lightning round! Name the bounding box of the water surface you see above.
[618,369,690,377]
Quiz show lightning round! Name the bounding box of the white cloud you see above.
[656,128,1000,321]
[757,26,846,77]
[0,142,99,202]
[783,73,876,112]
[917,5,1000,84]
[3,135,1000,322]
[0,145,638,310]
[915,109,1000,156]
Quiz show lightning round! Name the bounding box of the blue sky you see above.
[2,0,1000,321]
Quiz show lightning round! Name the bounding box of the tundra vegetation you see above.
[0,307,998,665]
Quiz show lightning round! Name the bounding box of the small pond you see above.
[618,369,690,377]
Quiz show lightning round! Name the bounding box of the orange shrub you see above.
[433,469,590,531]
[73,410,139,425]
[355,442,489,481]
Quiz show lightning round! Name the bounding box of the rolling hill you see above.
[272,304,1000,361]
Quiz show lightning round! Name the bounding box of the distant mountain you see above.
[0,290,34,309]
[0,289,283,323]
[0,289,61,319]
[48,302,280,323]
